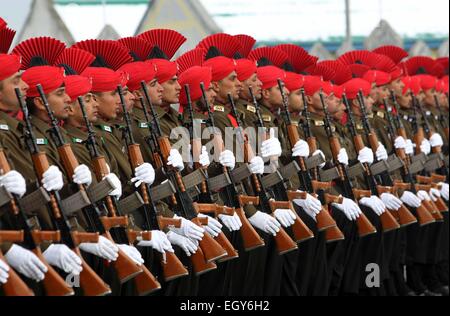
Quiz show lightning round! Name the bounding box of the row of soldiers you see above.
[0,16,448,296]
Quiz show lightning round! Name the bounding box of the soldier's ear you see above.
[305,95,313,104]
[133,90,142,99]
[67,102,76,115]
[211,81,220,92]
[33,96,46,111]
[262,88,270,100]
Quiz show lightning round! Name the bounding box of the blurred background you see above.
[2,0,449,58]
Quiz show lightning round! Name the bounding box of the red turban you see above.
[178,66,212,105]
[257,66,285,90]
[82,67,128,93]
[152,59,178,84]
[23,66,65,97]
[284,71,304,92]
[119,61,156,91]
[363,70,391,87]
[342,78,371,99]
[235,59,257,82]
[0,54,21,81]
[203,56,236,82]
[64,75,92,102]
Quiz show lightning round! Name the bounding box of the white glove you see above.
[332,197,361,221]
[358,147,374,165]
[249,156,265,174]
[169,215,204,241]
[292,192,322,220]
[429,133,444,148]
[416,190,431,201]
[116,244,144,266]
[79,235,119,261]
[420,139,431,155]
[137,230,174,254]
[43,244,82,276]
[73,164,92,187]
[400,191,422,208]
[429,187,440,202]
[219,150,236,170]
[197,213,223,238]
[261,129,282,158]
[42,165,64,191]
[4,245,48,282]
[0,170,26,197]
[273,208,296,228]
[103,173,122,199]
[405,139,414,155]
[0,259,9,284]
[313,149,326,168]
[380,192,403,211]
[218,213,242,231]
[359,195,386,216]
[337,148,349,166]
[394,136,407,149]
[439,182,449,200]
[167,149,185,171]
[375,142,388,161]
[248,211,281,236]
[291,139,310,158]
[199,146,210,168]
[166,231,198,257]
[131,163,155,187]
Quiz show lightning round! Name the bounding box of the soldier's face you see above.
[216,71,242,102]
[377,85,390,101]
[239,73,262,101]
[423,88,435,107]
[390,78,404,97]
[439,92,448,108]
[326,93,341,114]
[147,79,163,106]
[123,87,135,113]
[0,72,29,111]
[369,86,378,103]
[95,90,120,120]
[46,86,71,120]
[398,90,412,108]
[206,86,217,107]
[263,85,288,110]
[161,76,181,104]
[288,89,303,112]
[69,93,99,125]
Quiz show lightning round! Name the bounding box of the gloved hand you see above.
[4,244,47,282]
[420,139,431,155]
[337,148,349,166]
[429,187,441,202]
[248,211,281,236]
[416,190,431,201]
[405,139,414,155]
[312,149,326,168]
[380,192,403,210]
[199,146,210,168]
[218,213,242,231]
[42,165,64,191]
[375,142,388,161]
[0,259,9,284]
[166,231,198,257]
[292,192,322,220]
[73,164,92,187]
[137,230,174,254]
[43,244,83,275]
[261,129,282,158]
[400,191,422,208]
[197,213,222,238]
[332,197,361,221]
[273,208,296,228]
[249,156,265,174]
[219,150,236,170]
[116,244,144,266]
[79,235,119,261]
[103,173,122,199]
[0,170,26,197]
[169,215,204,241]
[439,182,449,200]
[291,139,310,158]
[358,147,374,165]
[167,149,185,171]
[359,195,386,216]
[131,163,155,187]
[429,133,444,148]
[394,136,407,149]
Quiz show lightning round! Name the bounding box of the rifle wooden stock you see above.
[431,173,447,183]
[0,250,34,296]
[307,136,318,153]
[236,196,265,251]
[0,230,24,242]
[353,135,366,152]
[325,225,345,243]
[324,193,344,205]
[129,262,161,296]
[368,132,380,153]
[415,177,448,212]
[414,128,426,155]
[57,144,80,178]
[376,186,417,227]
[190,217,228,262]
[100,216,128,231]
[319,194,346,242]
[191,248,217,275]
[127,230,152,243]
[71,231,99,246]
[269,200,314,244]
[161,251,189,282]
[157,216,181,229]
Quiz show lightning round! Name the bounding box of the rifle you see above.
[319,91,377,237]
[17,86,111,296]
[277,80,338,232]
[184,84,239,261]
[140,81,228,273]
[356,92,417,227]
[385,97,437,225]
[434,94,449,143]
[200,83,265,251]
[228,93,301,253]
[0,230,34,296]
[0,149,74,296]
[117,86,190,282]
[342,93,400,232]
